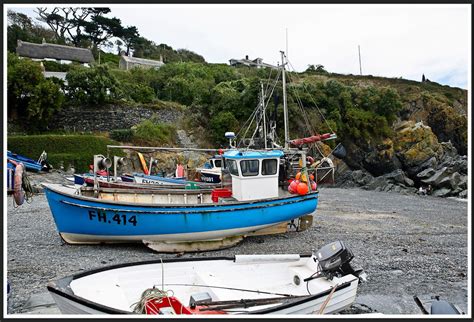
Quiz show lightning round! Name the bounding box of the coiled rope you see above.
[21,170,35,204]
[131,287,177,314]
[130,258,186,315]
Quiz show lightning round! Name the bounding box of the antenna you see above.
[286,28,288,58]
[358,45,362,75]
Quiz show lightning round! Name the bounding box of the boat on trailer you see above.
[47,241,366,315]
[42,149,318,252]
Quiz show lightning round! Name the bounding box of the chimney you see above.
[245,55,249,60]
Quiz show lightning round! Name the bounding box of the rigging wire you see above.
[286,58,335,134]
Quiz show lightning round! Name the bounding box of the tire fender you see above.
[13,163,25,206]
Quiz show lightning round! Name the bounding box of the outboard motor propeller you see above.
[313,241,367,283]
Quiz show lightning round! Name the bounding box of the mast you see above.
[280,51,289,150]
[261,81,267,149]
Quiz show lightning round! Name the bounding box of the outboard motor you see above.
[314,241,366,282]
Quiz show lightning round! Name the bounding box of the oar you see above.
[160,283,296,297]
[196,295,307,311]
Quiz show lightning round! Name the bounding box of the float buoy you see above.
[296,172,308,183]
[288,179,299,194]
[296,182,309,195]
[13,163,25,206]
[310,180,317,191]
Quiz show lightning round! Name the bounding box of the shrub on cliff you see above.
[210,111,239,145]
[66,64,122,105]
[7,52,64,131]
[132,119,177,146]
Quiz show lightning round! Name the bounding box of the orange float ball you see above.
[295,172,301,181]
[297,182,309,195]
[310,174,314,181]
[289,180,299,194]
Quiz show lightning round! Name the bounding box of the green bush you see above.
[110,129,134,142]
[8,134,124,172]
[132,120,177,146]
[128,84,156,103]
[66,64,122,105]
[210,111,239,145]
[42,60,71,72]
[7,53,64,130]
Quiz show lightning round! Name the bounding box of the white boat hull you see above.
[47,254,362,315]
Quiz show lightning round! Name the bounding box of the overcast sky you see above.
[7,4,471,89]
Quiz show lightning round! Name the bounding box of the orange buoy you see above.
[297,172,308,182]
[288,180,299,194]
[310,174,314,181]
[13,163,25,206]
[297,182,309,195]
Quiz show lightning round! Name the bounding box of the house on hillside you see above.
[16,39,94,66]
[119,52,165,70]
[229,55,278,69]
[16,39,94,84]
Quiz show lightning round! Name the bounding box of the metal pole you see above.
[261,81,267,150]
[358,45,362,75]
[280,51,289,150]
[107,145,225,153]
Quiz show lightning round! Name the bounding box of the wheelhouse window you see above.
[214,159,222,168]
[227,159,239,176]
[240,160,259,177]
[262,159,278,175]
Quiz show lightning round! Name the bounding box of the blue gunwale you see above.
[43,183,318,209]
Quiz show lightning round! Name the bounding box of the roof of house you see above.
[229,57,277,69]
[16,40,94,63]
[120,55,164,67]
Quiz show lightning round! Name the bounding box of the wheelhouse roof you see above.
[223,150,283,160]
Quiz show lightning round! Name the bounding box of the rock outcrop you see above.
[334,120,467,198]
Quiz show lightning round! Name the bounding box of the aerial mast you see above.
[261,81,268,150]
[280,51,289,150]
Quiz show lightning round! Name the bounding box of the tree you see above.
[305,64,327,74]
[66,64,121,105]
[210,111,239,145]
[7,10,57,52]
[120,26,140,55]
[422,74,426,82]
[7,52,64,130]
[36,7,124,51]
[81,14,123,53]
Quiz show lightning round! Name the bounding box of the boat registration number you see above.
[88,210,138,226]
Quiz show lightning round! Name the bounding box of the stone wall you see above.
[48,104,184,132]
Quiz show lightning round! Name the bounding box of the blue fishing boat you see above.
[42,150,318,251]
[7,150,45,172]
[133,173,186,185]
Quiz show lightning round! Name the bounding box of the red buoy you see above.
[297,182,309,195]
[288,180,299,194]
